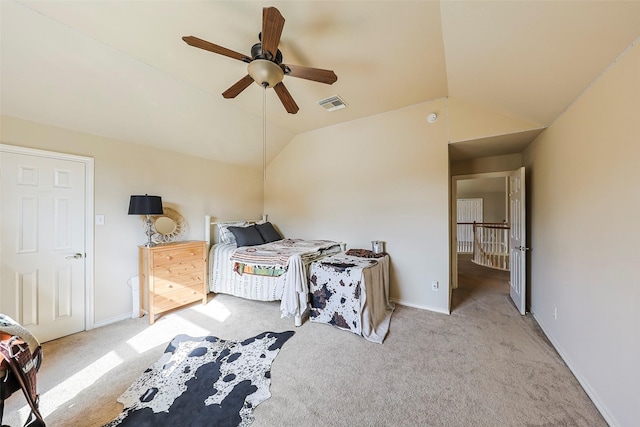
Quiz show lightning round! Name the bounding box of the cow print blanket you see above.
[105,331,295,427]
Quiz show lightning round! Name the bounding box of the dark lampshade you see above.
[128,195,163,215]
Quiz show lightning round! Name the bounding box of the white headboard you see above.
[204,214,268,249]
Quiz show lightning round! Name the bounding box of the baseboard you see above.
[390,298,450,315]
[92,312,133,329]
[531,311,619,427]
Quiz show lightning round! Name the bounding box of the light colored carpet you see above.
[4,257,605,426]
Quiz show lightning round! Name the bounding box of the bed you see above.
[205,215,341,326]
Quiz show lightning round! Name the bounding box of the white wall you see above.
[1,116,263,325]
[265,100,451,313]
[523,41,640,426]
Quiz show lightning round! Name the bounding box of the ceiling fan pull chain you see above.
[263,85,267,184]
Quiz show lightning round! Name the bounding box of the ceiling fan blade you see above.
[261,7,285,61]
[282,64,337,85]
[222,75,254,99]
[273,82,299,114]
[182,36,251,63]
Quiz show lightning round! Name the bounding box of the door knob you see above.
[65,253,84,260]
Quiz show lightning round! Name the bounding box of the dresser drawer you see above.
[153,272,204,295]
[153,283,204,312]
[152,246,203,270]
[152,259,203,281]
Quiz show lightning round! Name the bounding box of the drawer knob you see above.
[166,256,172,260]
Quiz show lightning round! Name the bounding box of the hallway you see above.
[452,253,512,313]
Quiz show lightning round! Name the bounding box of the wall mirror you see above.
[142,206,187,243]
[155,216,177,235]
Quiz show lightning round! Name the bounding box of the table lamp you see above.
[128,194,163,247]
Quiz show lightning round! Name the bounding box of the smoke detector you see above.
[427,113,438,123]
[318,95,347,112]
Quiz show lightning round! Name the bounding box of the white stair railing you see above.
[456,199,483,253]
[457,222,475,253]
[471,223,510,271]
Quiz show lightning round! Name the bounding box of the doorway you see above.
[450,169,526,313]
[0,144,95,342]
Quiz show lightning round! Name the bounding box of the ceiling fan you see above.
[182,6,338,114]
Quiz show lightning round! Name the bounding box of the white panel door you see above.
[1,151,86,341]
[509,167,527,314]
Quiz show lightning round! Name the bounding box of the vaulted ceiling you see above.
[2,1,639,167]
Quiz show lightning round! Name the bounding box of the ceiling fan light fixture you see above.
[248,59,284,88]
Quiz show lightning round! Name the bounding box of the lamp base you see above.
[143,215,157,247]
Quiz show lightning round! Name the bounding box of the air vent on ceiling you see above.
[318,95,347,112]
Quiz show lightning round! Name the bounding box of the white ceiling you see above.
[2,1,639,168]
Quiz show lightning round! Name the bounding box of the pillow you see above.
[228,225,265,247]
[256,222,283,243]
[218,221,248,244]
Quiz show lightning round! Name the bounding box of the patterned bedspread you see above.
[230,239,340,266]
[233,263,287,277]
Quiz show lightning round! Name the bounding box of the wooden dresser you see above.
[138,240,207,324]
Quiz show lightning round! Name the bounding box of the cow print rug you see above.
[104,331,295,427]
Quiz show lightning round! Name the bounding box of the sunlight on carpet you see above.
[126,300,231,354]
[191,299,232,322]
[125,319,208,354]
[12,350,125,422]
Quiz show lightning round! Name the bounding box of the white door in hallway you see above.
[509,167,527,314]
[1,147,88,342]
